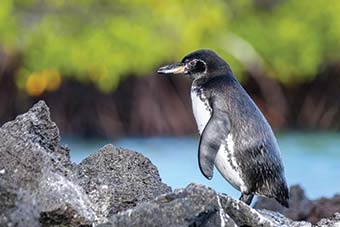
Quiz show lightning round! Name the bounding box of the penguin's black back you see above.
[202,74,289,207]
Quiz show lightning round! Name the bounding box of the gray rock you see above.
[255,185,313,221]
[102,183,315,227]
[0,184,40,227]
[75,144,172,220]
[0,100,96,226]
[0,101,171,226]
[102,183,237,227]
[256,210,312,227]
[255,185,340,224]
[315,212,340,227]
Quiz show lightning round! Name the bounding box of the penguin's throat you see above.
[192,76,209,86]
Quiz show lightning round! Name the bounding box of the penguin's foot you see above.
[239,193,254,205]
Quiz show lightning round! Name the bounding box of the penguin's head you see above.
[157,49,231,81]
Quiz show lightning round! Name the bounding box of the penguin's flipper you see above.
[198,110,230,180]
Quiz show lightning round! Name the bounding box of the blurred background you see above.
[1,0,339,201]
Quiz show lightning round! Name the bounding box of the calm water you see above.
[65,132,340,200]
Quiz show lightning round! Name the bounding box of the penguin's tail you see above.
[274,180,290,208]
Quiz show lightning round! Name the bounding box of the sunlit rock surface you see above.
[0,101,339,226]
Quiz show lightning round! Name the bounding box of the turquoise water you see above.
[65,132,340,200]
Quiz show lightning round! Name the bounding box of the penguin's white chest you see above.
[214,134,246,192]
[191,86,246,193]
[190,87,212,134]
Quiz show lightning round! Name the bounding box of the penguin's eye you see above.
[188,60,196,67]
[186,59,206,74]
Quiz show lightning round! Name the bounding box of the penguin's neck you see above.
[190,85,212,135]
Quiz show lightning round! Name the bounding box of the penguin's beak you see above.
[157,63,186,75]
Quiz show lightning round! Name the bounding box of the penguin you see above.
[157,49,289,207]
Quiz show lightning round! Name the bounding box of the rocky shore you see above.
[0,101,339,226]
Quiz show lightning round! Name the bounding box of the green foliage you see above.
[0,0,17,48]
[230,0,340,83]
[1,0,340,93]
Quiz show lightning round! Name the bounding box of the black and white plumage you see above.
[157,49,289,207]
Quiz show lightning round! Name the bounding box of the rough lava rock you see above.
[315,212,340,227]
[0,101,170,226]
[0,101,339,227]
[255,185,313,221]
[101,183,312,227]
[0,100,95,226]
[255,185,340,224]
[101,183,232,227]
[75,144,171,219]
